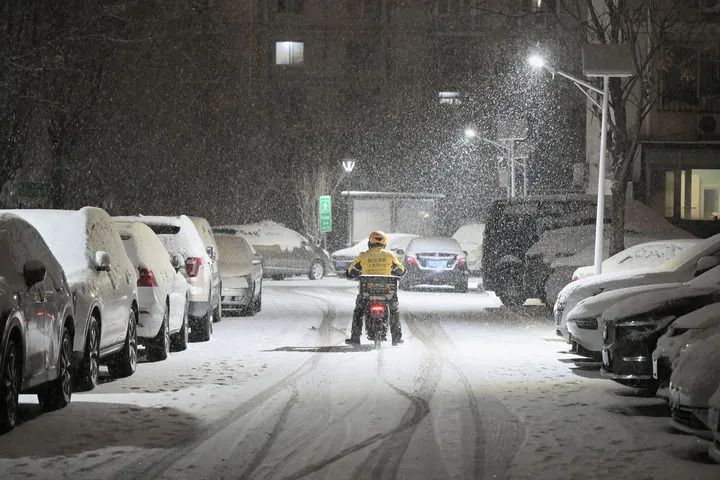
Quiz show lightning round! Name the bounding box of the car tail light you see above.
[369,302,386,316]
[456,257,466,266]
[571,275,579,282]
[185,257,203,277]
[138,267,158,287]
[406,256,418,266]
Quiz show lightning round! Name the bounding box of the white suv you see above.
[9,208,140,390]
[190,216,222,323]
[116,215,216,342]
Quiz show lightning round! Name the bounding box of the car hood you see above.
[670,334,720,403]
[603,284,718,323]
[568,282,682,320]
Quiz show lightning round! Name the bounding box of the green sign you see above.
[319,195,332,233]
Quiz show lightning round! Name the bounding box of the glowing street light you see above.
[341,159,356,173]
[464,127,477,139]
[528,44,634,275]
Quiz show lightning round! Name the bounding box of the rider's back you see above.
[349,247,402,276]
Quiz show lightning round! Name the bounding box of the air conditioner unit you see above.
[697,113,720,138]
[699,0,720,13]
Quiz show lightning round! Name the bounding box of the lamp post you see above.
[464,128,528,198]
[528,45,634,275]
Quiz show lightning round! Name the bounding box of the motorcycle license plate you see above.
[602,350,610,367]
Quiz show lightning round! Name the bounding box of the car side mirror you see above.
[206,246,216,261]
[170,253,184,272]
[95,251,112,272]
[463,250,469,257]
[23,260,46,288]
[695,256,720,276]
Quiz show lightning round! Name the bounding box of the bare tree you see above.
[294,161,337,245]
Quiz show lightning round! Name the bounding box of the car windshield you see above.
[656,236,718,272]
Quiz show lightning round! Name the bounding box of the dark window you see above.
[345,41,370,70]
[660,46,720,110]
[278,0,303,14]
[148,225,181,235]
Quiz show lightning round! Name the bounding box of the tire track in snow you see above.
[111,295,339,480]
[406,311,524,479]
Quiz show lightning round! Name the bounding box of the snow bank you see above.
[217,221,307,252]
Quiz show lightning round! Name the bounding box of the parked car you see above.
[599,266,720,395]
[0,214,74,432]
[668,334,720,439]
[116,222,189,360]
[401,237,470,292]
[10,208,139,390]
[215,233,263,316]
[214,221,330,280]
[331,233,418,276]
[452,223,484,275]
[115,215,217,342]
[555,233,720,341]
[571,239,700,282]
[482,195,598,306]
[653,302,720,389]
[190,216,222,323]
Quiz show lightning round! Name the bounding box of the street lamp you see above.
[341,159,356,173]
[463,127,528,198]
[528,44,634,275]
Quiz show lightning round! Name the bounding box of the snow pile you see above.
[215,233,255,277]
[671,333,720,407]
[217,221,307,252]
[331,233,418,258]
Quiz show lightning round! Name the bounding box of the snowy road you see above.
[1,278,719,479]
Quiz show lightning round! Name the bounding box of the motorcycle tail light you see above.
[370,302,385,316]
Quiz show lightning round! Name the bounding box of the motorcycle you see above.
[358,275,399,349]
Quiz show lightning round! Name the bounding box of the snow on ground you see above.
[1,277,718,479]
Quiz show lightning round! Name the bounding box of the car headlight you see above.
[574,318,598,330]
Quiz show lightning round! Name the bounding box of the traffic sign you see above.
[319,195,332,233]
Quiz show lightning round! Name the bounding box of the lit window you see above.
[275,41,304,65]
[526,0,555,13]
[439,91,462,105]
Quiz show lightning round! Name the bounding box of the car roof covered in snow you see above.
[115,214,207,260]
[214,221,307,252]
[406,237,463,255]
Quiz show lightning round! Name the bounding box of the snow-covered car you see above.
[215,233,263,316]
[667,334,720,439]
[331,233,418,276]
[571,239,700,282]
[10,208,140,390]
[452,223,484,275]
[116,222,189,360]
[190,216,222,323]
[401,237,470,292]
[599,267,720,394]
[116,215,215,342]
[555,233,720,340]
[0,214,74,432]
[653,302,720,388]
[214,221,330,280]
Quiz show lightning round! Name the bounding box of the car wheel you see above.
[189,312,212,342]
[77,316,100,391]
[0,338,20,433]
[108,309,138,379]
[147,306,170,362]
[38,327,73,411]
[308,261,325,280]
[271,274,284,281]
[171,297,189,352]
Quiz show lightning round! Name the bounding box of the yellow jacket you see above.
[347,246,406,277]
